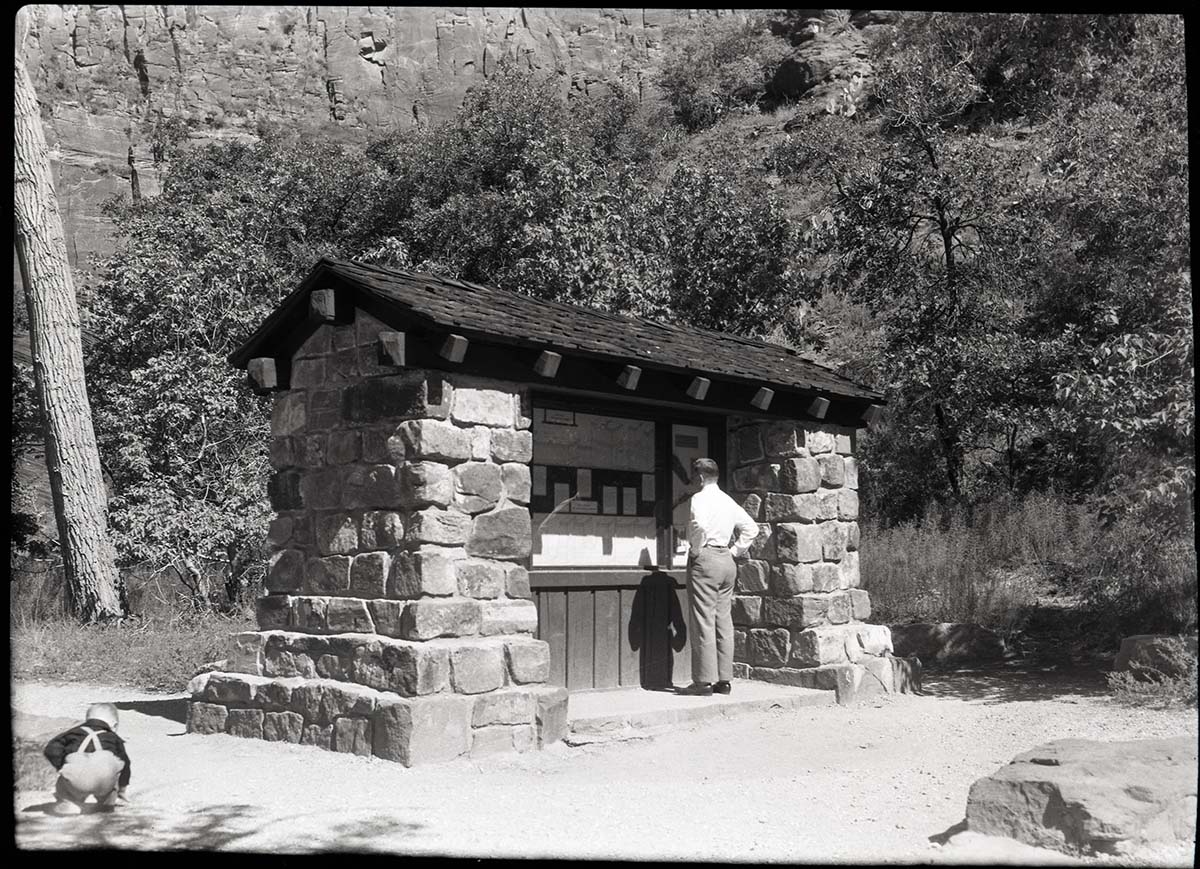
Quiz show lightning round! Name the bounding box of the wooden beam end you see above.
[686,376,711,401]
[535,350,562,378]
[309,288,337,322]
[439,333,469,363]
[751,387,775,411]
[247,357,278,393]
[617,365,642,391]
[808,396,831,420]
[378,331,406,367]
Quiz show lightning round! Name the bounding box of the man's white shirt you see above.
[687,482,759,558]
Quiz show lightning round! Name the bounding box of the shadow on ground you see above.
[17,801,425,852]
[921,660,1111,705]
[115,697,188,724]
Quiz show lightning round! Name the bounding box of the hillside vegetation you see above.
[12,12,1193,652]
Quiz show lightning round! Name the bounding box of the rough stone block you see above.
[806,429,835,454]
[850,623,893,657]
[345,464,398,510]
[204,672,267,706]
[342,372,449,424]
[450,642,508,694]
[843,521,860,551]
[747,628,791,667]
[316,514,359,556]
[835,431,854,455]
[267,517,293,548]
[316,653,352,681]
[732,462,781,492]
[844,457,859,489]
[299,467,343,510]
[308,389,342,431]
[263,643,317,679]
[350,552,390,598]
[812,563,840,593]
[779,457,822,493]
[256,594,293,631]
[298,434,326,468]
[407,508,473,546]
[392,418,471,463]
[821,522,848,560]
[480,599,539,635]
[472,689,536,727]
[747,525,775,561]
[731,595,763,626]
[360,510,404,549]
[531,685,569,746]
[187,702,228,735]
[305,556,352,595]
[271,393,306,436]
[839,551,860,589]
[770,563,814,596]
[267,549,305,593]
[762,595,830,629]
[736,559,770,593]
[818,454,845,487]
[775,523,823,562]
[501,463,531,504]
[764,422,806,457]
[453,461,503,514]
[332,717,374,756]
[504,564,532,599]
[352,638,450,696]
[401,598,482,640]
[301,724,333,750]
[268,471,303,511]
[361,427,391,463]
[505,638,551,684]
[470,724,522,758]
[399,461,453,508]
[226,708,265,739]
[490,429,533,462]
[367,600,406,638]
[292,680,379,726]
[739,493,763,521]
[849,588,872,621]
[734,425,765,464]
[255,676,306,710]
[766,493,822,523]
[790,626,853,667]
[390,547,463,598]
[263,711,304,743]
[324,429,360,465]
[326,598,376,633]
[452,387,515,427]
[467,505,532,559]
[372,694,474,766]
[457,558,506,599]
[469,426,491,460]
[270,437,297,470]
[827,592,851,624]
[838,489,860,520]
[293,596,329,633]
[227,632,266,676]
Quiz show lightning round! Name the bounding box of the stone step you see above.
[565,680,835,744]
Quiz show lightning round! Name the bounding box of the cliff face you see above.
[20,6,733,278]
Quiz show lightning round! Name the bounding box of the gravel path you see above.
[11,667,1197,863]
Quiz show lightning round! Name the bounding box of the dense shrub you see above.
[1107,636,1199,708]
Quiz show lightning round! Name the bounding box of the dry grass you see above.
[10,611,253,693]
[861,492,1095,632]
[1107,637,1199,709]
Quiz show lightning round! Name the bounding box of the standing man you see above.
[678,458,759,696]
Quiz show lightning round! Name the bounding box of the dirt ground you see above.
[11,664,1198,864]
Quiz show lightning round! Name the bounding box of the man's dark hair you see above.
[692,457,720,481]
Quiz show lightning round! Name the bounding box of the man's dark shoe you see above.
[713,680,732,695]
[676,682,713,696]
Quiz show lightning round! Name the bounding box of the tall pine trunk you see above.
[13,9,123,622]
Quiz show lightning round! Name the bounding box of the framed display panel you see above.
[530,395,725,571]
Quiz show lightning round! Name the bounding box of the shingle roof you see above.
[233,257,884,402]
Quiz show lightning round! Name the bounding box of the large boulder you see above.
[966,737,1199,855]
[888,622,1010,665]
[1113,634,1198,680]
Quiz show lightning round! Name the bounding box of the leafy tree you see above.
[86,136,378,609]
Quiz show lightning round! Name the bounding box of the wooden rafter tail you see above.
[862,404,884,426]
[808,396,831,420]
[247,357,278,393]
[535,350,562,378]
[309,288,337,322]
[439,333,469,363]
[751,387,774,411]
[686,376,711,401]
[378,331,406,366]
[617,365,641,390]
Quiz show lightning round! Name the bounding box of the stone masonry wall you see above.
[726,417,895,703]
[186,310,567,764]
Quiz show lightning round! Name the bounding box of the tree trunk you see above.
[13,9,123,623]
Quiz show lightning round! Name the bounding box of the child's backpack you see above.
[58,726,124,795]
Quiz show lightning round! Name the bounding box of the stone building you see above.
[186,257,891,765]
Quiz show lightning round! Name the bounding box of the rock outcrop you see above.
[1113,634,1199,680]
[966,737,1199,855]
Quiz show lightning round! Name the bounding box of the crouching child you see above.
[43,702,132,815]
